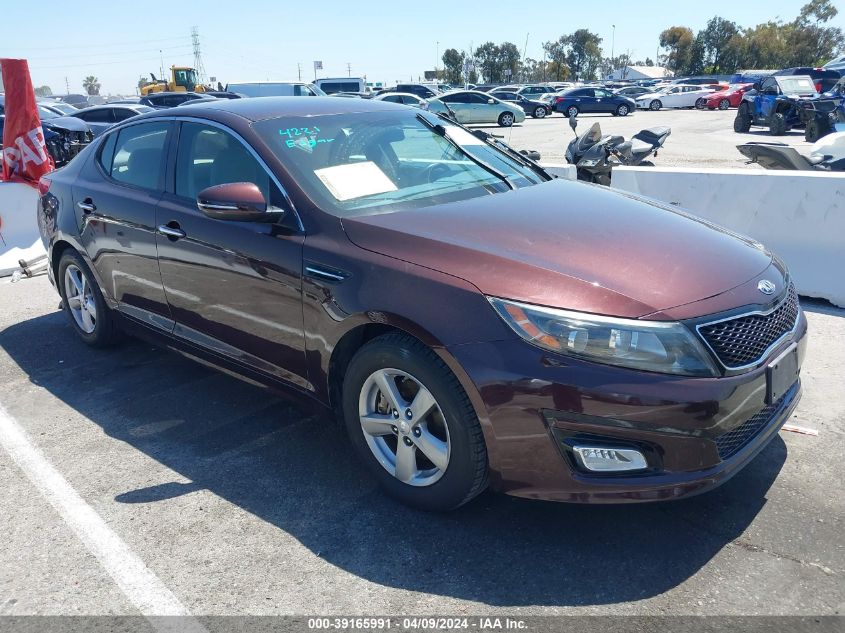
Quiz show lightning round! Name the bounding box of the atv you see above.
[800,77,845,142]
[734,74,818,136]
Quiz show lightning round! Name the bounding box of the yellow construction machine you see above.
[140,66,211,95]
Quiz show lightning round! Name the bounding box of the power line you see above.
[21,45,192,62]
[29,54,193,71]
[3,35,188,52]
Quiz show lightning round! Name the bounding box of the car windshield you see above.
[779,77,816,93]
[38,106,60,120]
[253,110,544,217]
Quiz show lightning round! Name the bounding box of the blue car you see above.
[553,87,636,117]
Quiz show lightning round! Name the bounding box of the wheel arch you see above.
[326,316,504,485]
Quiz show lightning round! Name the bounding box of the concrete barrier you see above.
[612,166,845,308]
[0,182,44,277]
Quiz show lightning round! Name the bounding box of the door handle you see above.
[157,224,186,240]
[77,199,96,214]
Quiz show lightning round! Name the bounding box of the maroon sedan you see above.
[37,98,806,511]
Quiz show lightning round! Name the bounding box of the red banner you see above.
[1,58,54,186]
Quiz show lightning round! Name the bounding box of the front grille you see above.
[698,283,799,369]
[715,382,798,460]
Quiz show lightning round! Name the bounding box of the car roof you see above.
[131,96,408,123]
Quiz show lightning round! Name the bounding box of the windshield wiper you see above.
[416,114,515,191]
[466,127,551,181]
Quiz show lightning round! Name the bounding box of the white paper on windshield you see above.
[314,161,398,201]
[445,126,485,146]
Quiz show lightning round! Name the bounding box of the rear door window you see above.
[107,122,170,190]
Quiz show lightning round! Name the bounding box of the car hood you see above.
[43,116,91,132]
[342,180,773,319]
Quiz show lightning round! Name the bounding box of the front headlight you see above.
[489,297,719,377]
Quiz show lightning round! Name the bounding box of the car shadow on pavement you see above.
[1,310,788,607]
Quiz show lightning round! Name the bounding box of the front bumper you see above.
[447,311,807,503]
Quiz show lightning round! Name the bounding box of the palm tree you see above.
[82,76,101,96]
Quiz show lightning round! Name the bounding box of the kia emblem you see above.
[758,280,776,295]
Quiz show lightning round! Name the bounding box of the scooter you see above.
[736,131,845,171]
[564,115,671,185]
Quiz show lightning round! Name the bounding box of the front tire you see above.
[649,100,662,111]
[57,250,120,347]
[342,333,488,511]
[498,112,515,127]
[532,106,547,119]
[616,104,630,116]
[734,105,752,133]
[718,98,731,110]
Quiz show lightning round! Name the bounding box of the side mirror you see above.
[569,114,578,131]
[752,82,761,91]
[197,182,278,222]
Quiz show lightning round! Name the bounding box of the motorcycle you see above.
[736,131,845,171]
[564,115,671,185]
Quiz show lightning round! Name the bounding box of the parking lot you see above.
[494,107,815,169]
[1,266,843,616]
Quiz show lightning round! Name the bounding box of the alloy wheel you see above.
[500,113,514,127]
[64,264,97,334]
[618,105,629,116]
[534,107,546,118]
[358,368,451,487]
[567,106,578,118]
[719,99,730,110]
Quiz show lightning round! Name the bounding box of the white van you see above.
[314,77,367,94]
[224,81,326,97]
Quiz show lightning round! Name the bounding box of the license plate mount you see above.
[766,342,799,405]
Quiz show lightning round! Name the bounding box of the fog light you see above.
[573,446,647,472]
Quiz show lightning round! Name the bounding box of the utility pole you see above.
[436,41,439,75]
[159,50,164,82]
[297,63,302,81]
[522,32,529,82]
[65,77,70,94]
[611,24,616,73]
[347,63,351,77]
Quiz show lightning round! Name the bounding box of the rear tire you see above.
[718,98,731,110]
[649,100,662,111]
[769,112,787,136]
[566,105,579,118]
[695,98,706,109]
[804,118,826,143]
[342,333,488,512]
[57,250,120,348]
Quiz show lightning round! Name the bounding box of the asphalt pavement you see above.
[0,268,843,618]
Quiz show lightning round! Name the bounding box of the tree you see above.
[659,26,695,74]
[82,76,101,96]
[542,37,570,81]
[498,42,521,82]
[699,16,740,73]
[645,57,654,66]
[441,48,465,85]
[564,29,603,80]
[786,0,844,66]
[34,85,52,97]
[473,42,501,83]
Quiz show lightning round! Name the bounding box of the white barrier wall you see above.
[612,166,845,308]
[0,182,44,277]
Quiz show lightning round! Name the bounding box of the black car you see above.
[493,91,551,118]
[393,84,439,99]
[553,88,636,117]
[70,104,155,136]
[139,92,212,109]
[774,67,841,94]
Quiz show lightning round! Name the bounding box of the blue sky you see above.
[2,0,843,94]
